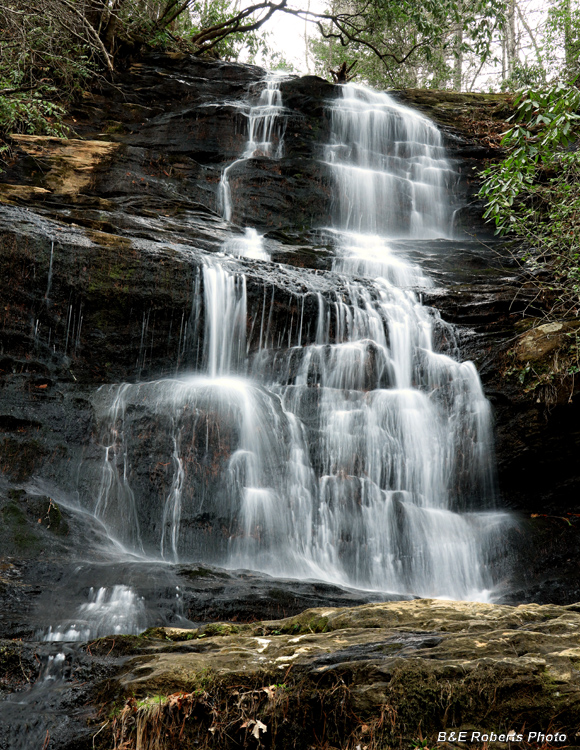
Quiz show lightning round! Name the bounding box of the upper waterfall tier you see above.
[326,85,455,238]
[218,72,287,222]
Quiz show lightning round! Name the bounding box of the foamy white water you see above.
[325,85,454,238]
[218,73,287,223]
[88,81,511,601]
[224,227,270,261]
[44,585,146,642]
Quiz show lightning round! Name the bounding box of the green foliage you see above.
[110,0,273,61]
[500,62,547,92]
[187,0,270,61]
[411,740,432,750]
[479,84,580,315]
[0,89,68,140]
[479,84,580,232]
[310,0,503,89]
[267,54,297,73]
[0,3,97,144]
[543,0,580,83]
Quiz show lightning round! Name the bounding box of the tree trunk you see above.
[85,0,107,31]
[102,0,129,51]
[501,31,506,81]
[453,24,463,90]
[304,0,311,73]
[506,0,517,78]
[563,0,574,73]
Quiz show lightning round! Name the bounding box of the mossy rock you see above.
[104,600,580,749]
[0,489,70,554]
[504,317,580,403]
[1,500,40,551]
[86,634,156,656]
[0,640,38,686]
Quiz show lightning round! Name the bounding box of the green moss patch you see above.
[98,601,580,750]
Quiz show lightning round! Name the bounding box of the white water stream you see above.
[44,585,147,642]
[218,72,287,223]
[90,79,510,601]
[326,85,455,238]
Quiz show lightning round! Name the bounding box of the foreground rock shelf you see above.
[103,599,580,749]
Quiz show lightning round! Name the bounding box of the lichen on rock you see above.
[105,600,580,750]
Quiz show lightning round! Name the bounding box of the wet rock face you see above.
[104,599,580,749]
[0,205,353,395]
[1,55,336,232]
[0,51,578,618]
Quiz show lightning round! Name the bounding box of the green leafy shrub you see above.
[479,84,580,316]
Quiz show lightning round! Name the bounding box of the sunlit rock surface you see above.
[108,599,580,749]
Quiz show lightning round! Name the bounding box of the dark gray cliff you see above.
[0,52,578,629]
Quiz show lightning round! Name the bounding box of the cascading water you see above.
[218,72,287,223]
[325,84,454,238]
[89,79,510,601]
[44,585,147,642]
[0,584,151,750]
[224,227,270,261]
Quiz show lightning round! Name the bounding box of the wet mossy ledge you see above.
[94,599,580,750]
[392,89,511,139]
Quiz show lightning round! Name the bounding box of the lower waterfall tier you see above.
[87,369,510,600]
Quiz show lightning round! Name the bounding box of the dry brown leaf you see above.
[252,720,267,739]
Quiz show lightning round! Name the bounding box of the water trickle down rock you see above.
[218,72,288,225]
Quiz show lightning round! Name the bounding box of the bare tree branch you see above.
[55,0,115,71]
[516,1,543,67]
[161,0,193,28]
[282,6,432,70]
[0,84,42,95]
[191,0,288,49]
[182,0,434,78]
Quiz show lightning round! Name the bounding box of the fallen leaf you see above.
[252,720,267,739]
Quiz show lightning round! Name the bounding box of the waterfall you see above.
[325,85,454,238]
[224,227,270,261]
[44,585,146,642]
[203,260,247,377]
[90,79,509,601]
[218,73,287,223]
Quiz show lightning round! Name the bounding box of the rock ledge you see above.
[104,599,580,749]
